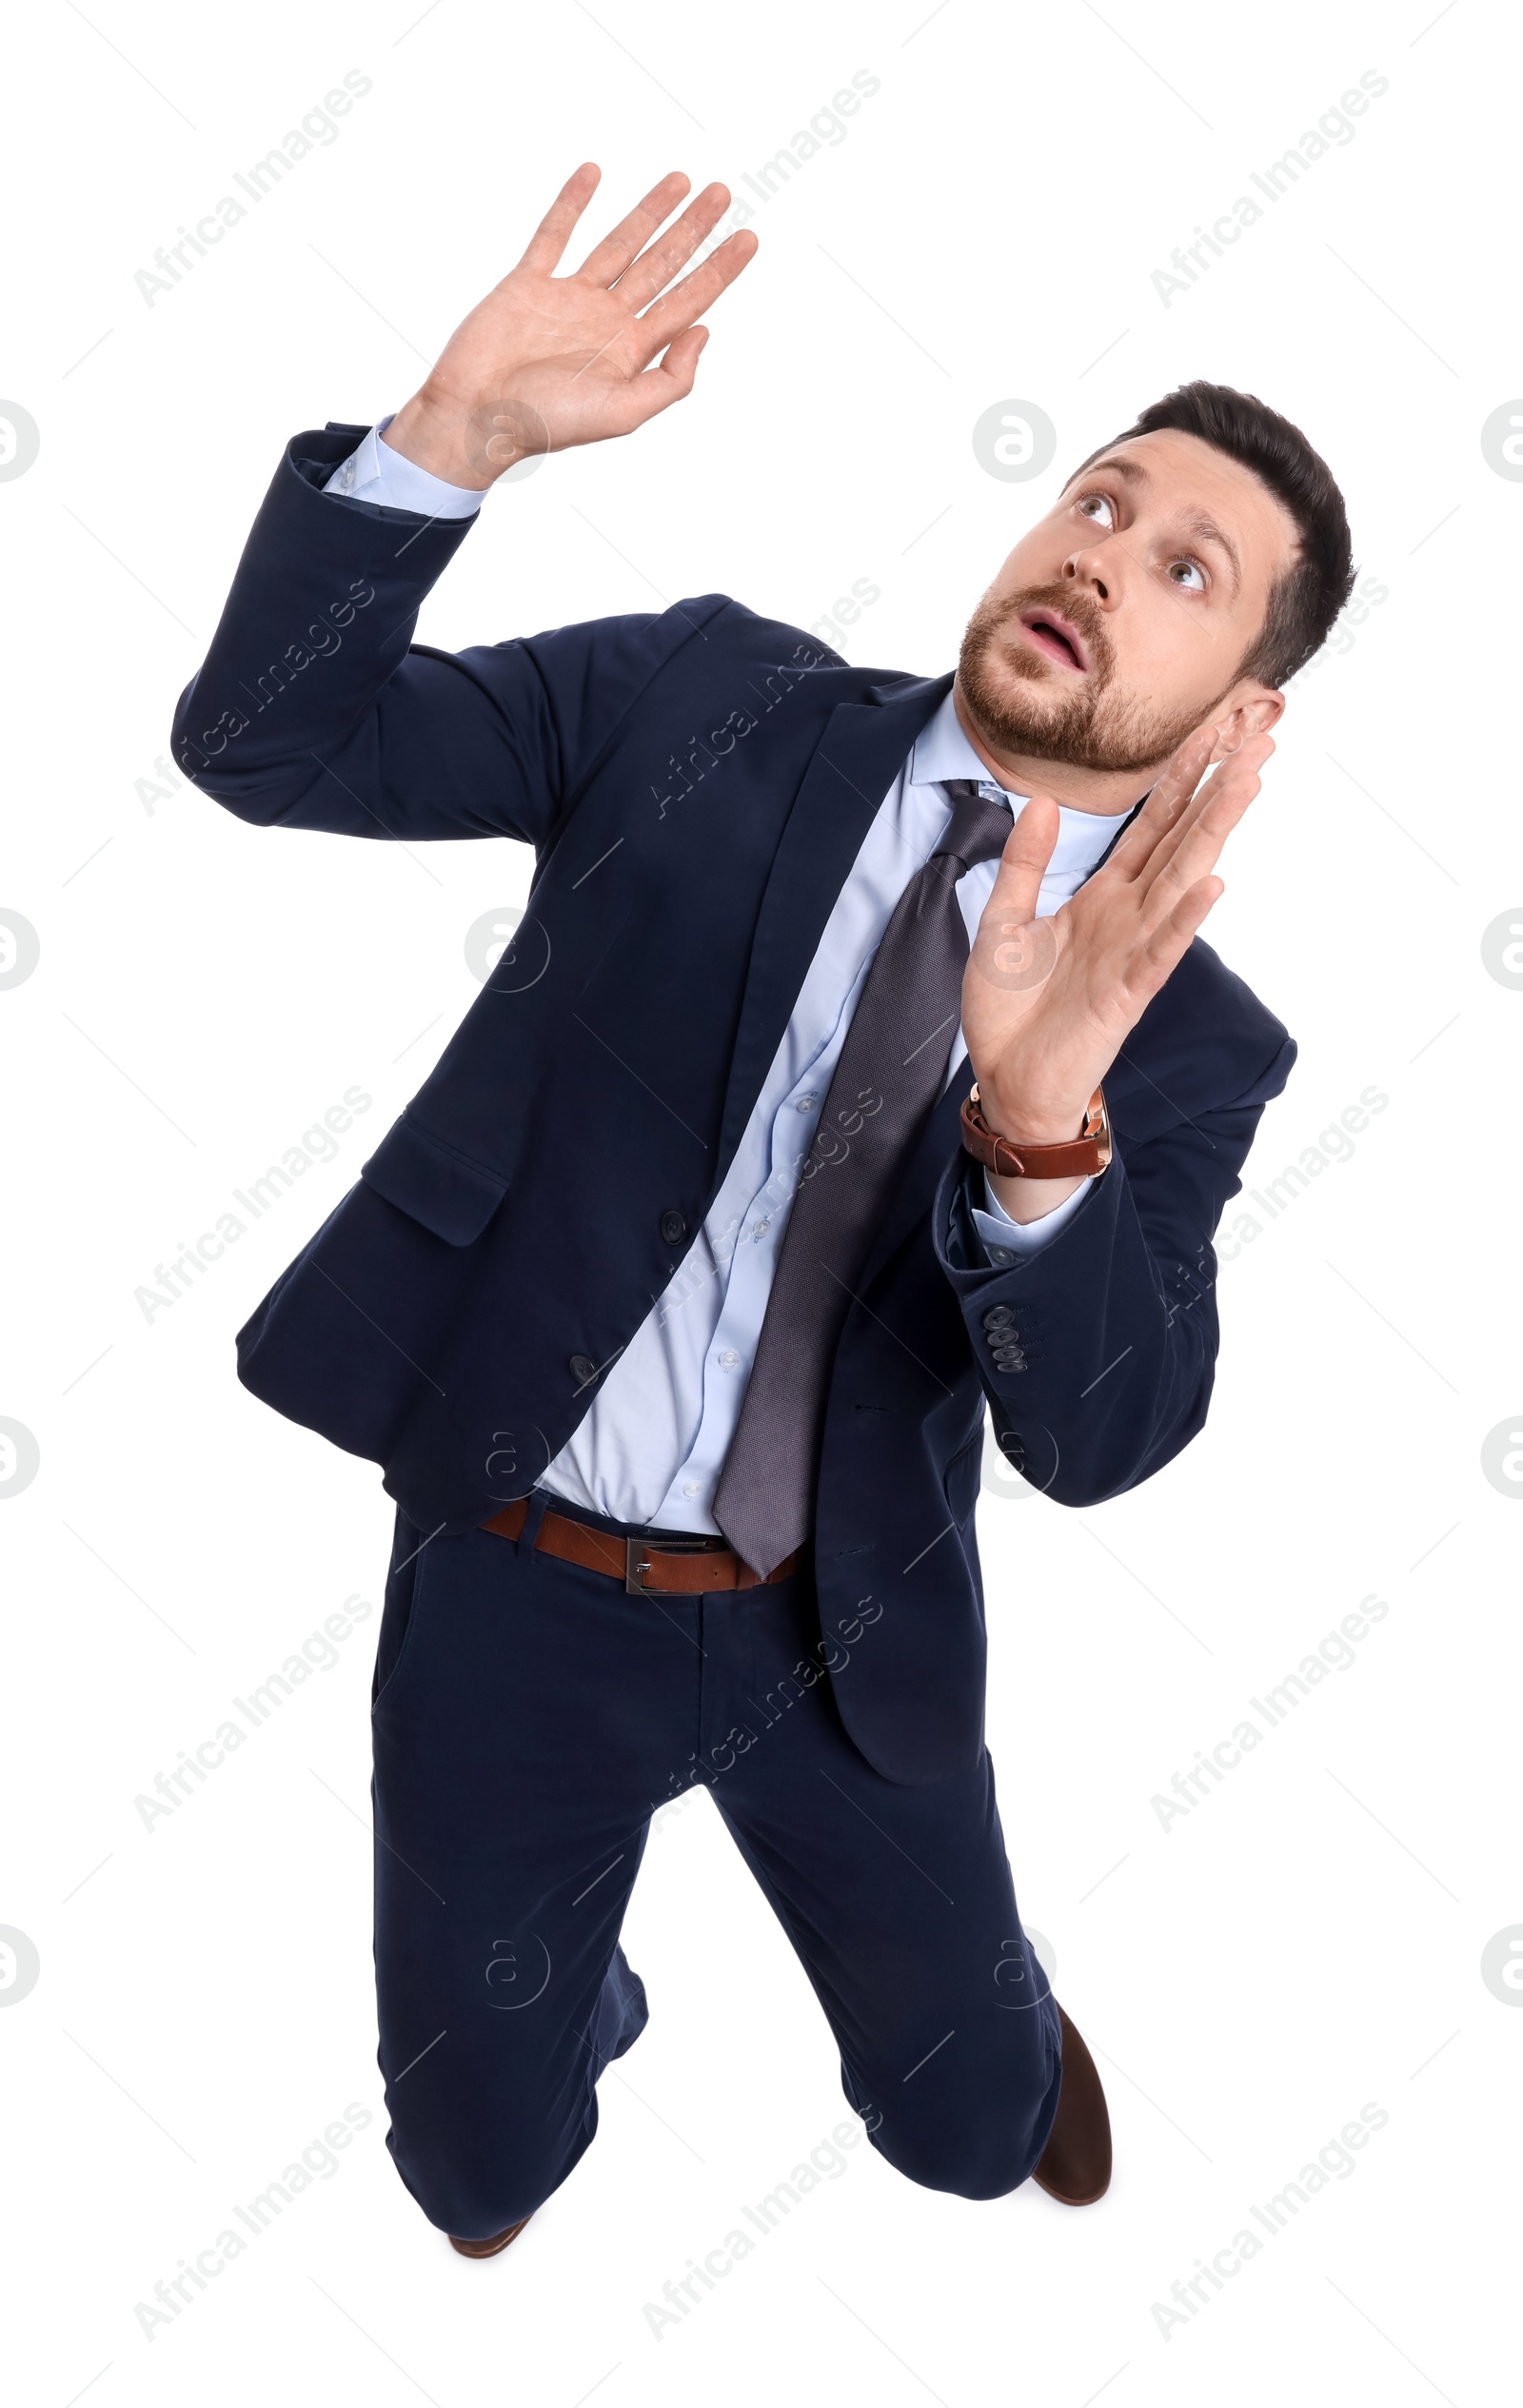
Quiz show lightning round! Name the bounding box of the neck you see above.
[951,680,1156,817]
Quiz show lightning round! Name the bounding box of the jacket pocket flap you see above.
[359,1115,508,1246]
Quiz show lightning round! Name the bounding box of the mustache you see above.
[976,582,1113,680]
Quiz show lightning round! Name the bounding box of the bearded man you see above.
[172,165,1351,2255]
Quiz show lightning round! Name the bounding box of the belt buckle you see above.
[624,1535,671,1594]
[623,1534,720,1595]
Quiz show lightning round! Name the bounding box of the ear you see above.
[1215,681,1284,746]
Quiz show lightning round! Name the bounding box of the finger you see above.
[1116,877,1225,1021]
[630,228,759,356]
[979,794,1060,930]
[1133,875,1226,998]
[1100,719,1220,880]
[614,181,733,307]
[616,326,711,429]
[516,163,603,276]
[1136,784,1256,945]
[1115,723,1269,897]
[574,169,691,285]
[1137,731,1271,902]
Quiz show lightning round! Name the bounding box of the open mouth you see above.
[1017,610,1089,674]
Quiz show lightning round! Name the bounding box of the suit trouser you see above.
[370,1498,1062,2241]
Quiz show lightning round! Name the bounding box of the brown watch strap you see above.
[959,1083,1112,1179]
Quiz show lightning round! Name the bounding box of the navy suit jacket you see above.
[171,425,1296,1786]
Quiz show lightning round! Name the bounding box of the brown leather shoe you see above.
[448,2216,532,2259]
[1031,2004,1112,2204]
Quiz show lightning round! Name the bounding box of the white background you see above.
[3,2,1518,2402]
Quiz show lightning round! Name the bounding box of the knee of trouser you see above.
[386,2101,592,2239]
[873,2102,1052,2201]
[856,2022,1061,2201]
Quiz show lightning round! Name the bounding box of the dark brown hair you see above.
[1073,381,1355,688]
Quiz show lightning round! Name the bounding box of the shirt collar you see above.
[910,685,1136,883]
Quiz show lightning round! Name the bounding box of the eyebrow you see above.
[1071,451,1243,600]
[1177,508,1242,600]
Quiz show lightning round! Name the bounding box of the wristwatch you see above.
[959,1082,1112,1179]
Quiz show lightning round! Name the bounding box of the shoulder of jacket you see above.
[1172,938,1293,1061]
[664,592,849,668]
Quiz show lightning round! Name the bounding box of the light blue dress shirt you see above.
[325,423,1134,1532]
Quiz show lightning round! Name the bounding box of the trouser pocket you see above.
[371,1509,432,1710]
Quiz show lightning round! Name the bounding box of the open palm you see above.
[962,720,1276,1142]
[389,165,757,485]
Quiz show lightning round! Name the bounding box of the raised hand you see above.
[385,165,757,487]
[962,720,1276,1155]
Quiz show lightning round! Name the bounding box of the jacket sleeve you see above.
[169,423,718,848]
[933,1025,1296,1506]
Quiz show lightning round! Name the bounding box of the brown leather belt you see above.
[480,1496,801,1595]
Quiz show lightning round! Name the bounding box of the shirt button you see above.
[660,1209,687,1246]
[682,1480,702,1499]
[988,1246,1015,1268]
[717,1348,741,1372]
[796,1094,819,1113]
[751,1217,770,1240]
[569,1352,597,1386]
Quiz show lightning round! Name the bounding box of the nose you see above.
[1061,539,1114,606]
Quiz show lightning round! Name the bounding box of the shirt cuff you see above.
[971,1167,1095,1267]
[322,414,484,519]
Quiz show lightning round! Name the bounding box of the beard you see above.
[957,582,1217,776]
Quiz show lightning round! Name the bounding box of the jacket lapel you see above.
[711,671,953,1188]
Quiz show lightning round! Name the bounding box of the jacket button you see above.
[660,1209,687,1246]
[982,1304,1016,1330]
[569,1353,597,1386]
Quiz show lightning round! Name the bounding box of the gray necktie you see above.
[714,778,1015,1577]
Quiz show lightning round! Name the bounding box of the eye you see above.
[1168,558,1206,593]
[1076,491,1114,528]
